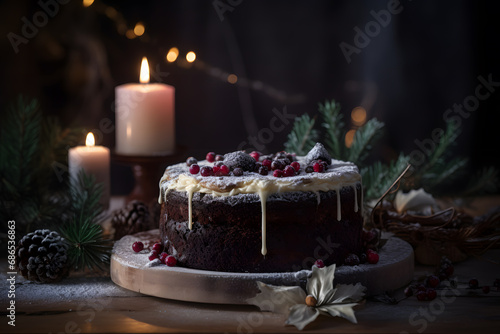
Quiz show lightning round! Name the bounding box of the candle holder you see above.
[113,147,186,204]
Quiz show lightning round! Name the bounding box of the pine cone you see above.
[16,229,69,283]
[112,200,152,240]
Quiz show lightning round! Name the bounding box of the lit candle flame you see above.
[140,57,150,83]
[86,132,95,147]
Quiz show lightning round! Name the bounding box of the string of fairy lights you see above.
[82,0,367,147]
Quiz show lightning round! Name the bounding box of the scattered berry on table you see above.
[404,286,413,297]
[159,252,168,263]
[359,253,367,264]
[314,259,325,268]
[148,250,159,261]
[132,241,144,253]
[165,255,177,267]
[189,164,200,175]
[426,288,437,301]
[367,251,379,264]
[469,278,479,289]
[483,286,490,294]
[416,284,427,292]
[206,152,216,162]
[426,275,440,288]
[416,290,427,301]
[344,253,360,266]
[152,243,162,252]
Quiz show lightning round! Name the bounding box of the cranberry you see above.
[290,161,300,172]
[254,162,262,172]
[165,255,177,267]
[313,162,324,173]
[206,152,216,162]
[367,251,379,264]
[426,289,437,300]
[443,264,454,277]
[200,166,214,177]
[283,165,295,177]
[159,252,169,263]
[233,167,244,176]
[469,278,479,289]
[186,157,198,166]
[404,286,413,297]
[215,154,224,161]
[219,165,230,176]
[344,253,360,266]
[262,159,272,169]
[359,253,367,264]
[249,151,260,161]
[212,165,220,173]
[273,169,283,178]
[416,284,427,292]
[314,259,325,268]
[132,241,144,253]
[305,166,314,173]
[321,160,328,171]
[259,166,269,175]
[152,243,162,252]
[274,152,287,160]
[189,164,200,174]
[286,153,295,162]
[416,291,427,301]
[148,250,159,261]
[427,275,440,288]
[271,160,285,171]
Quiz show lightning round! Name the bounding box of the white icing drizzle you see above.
[158,157,362,257]
[336,187,341,221]
[353,184,358,212]
[258,189,269,256]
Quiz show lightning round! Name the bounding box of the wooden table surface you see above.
[2,197,499,333]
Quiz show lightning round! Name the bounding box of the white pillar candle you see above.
[115,57,175,156]
[69,132,111,210]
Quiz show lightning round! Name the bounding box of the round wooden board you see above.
[111,230,414,305]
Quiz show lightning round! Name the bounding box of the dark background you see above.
[0,0,499,195]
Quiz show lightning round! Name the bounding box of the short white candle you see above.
[69,132,110,210]
[115,57,175,156]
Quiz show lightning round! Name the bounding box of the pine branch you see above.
[284,114,318,155]
[361,154,409,200]
[319,99,345,159]
[61,170,111,271]
[348,118,384,165]
[420,157,468,192]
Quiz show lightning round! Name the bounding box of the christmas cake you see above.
[158,143,364,273]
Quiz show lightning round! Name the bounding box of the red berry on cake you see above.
[212,165,220,173]
[254,162,262,172]
[416,290,427,301]
[232,167,243,176]
[344,253,360,266]
[152,243,162,252]
[249,151,260,161]
[367,251,379,264]
[148,250,159,261]
[273,169,283,178]
[132,241,144,253]
[219,165,230,176]
[159,252,169,263]
[206,152,216,162]
[259,166,269,175]
[313,162,324,173]
[271,160,285,171]
[291,161,300,171]
[186,157,198,166]
[416,284,427,292]
[313,259,325,268]
[200,166,214,177]
[262,159,272,169]
[283,165,295,177]
[189,164,200,175]
[165,255,177,267]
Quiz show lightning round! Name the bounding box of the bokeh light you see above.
[345,129,356,148]
[166,47,179,62]
[186,51,196,63]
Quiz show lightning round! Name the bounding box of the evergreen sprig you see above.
[347,118,384,165]
[319,100,345,159]
[61,170,112,271]
[361,154,410,200]
[284,114,318,155]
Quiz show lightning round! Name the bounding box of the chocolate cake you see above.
[158,143,364,273]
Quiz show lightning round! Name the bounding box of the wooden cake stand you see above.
[112,147,185,204]
[111,230,414,305]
